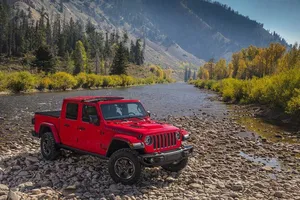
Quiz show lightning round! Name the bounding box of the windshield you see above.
[101,102,147,120]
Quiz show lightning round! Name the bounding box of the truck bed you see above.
[35,111,61,118]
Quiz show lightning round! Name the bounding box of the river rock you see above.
[26,156,39,163]
[7,190,20,200]
[109,184,120,194]
[262,166,273,171]
[189,183,202,189]
[231,182,244,191]
[274,191,284,198]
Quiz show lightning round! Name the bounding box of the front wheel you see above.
[108,148,142,185]
[162,158,188,172]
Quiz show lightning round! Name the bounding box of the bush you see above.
[75,72,87,88]
[192,67,300,113]
[219,78,246,102]
[0,71,7,91]
[287,89,300,114]
[37,76,52,90]
[144,76,156,85]
[6,71,36,93]
[102,76,115,87]
[94,75,104,88]
[113,75,124,86]
[51,72,77,90]
[121,75,135,86]
[211,81,220,92]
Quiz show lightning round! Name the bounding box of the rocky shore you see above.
[1,111,300,200]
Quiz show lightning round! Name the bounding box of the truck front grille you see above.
[152,132,177,150]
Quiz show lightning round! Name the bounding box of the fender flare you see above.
[106,135,144,157]
[38,122,61,143]
[112,134,144,149]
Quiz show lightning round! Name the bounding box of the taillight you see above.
[31,118,35,125]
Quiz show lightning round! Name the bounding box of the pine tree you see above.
[134,39,144,65]
[86,19,95,35]
[60,0,64,13]
[110,42,128,75]
[122,30,128,44]
[34,44,54,73]
[62,51,74,73]
[73,40,87,75]
[95,50,100,74]
[129,40,135,63]
[188,68,192,80]
[184,66,188,82]
[104,31,111,75]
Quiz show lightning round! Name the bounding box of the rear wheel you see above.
[108,148,142,185]
[41,132,60,160]
[162,158,188,172]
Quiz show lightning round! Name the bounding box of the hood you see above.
[105,119,179,136]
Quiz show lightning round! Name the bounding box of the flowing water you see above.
[0,83,227,123]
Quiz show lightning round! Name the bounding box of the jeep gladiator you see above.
[32,96,193,185]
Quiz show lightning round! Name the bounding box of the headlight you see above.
[144,136,153,145]
[182,134,190,141]
[175,132,181,140]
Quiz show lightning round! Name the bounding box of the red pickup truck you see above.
[32,96,193,185]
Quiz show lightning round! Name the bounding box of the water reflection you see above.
[239,151,281,171]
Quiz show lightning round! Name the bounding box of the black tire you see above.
[108,148,142,185]
[41,132,60,160]
[162,158,188,172]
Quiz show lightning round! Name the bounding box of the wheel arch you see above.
[38,123,61,143]
[106,139,131,157]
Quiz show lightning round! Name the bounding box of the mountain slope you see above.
[9,0,289,69]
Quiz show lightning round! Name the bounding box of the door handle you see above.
[64,124,70,127]
[78,127,85,131]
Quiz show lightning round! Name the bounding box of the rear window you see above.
[66,103,78,120]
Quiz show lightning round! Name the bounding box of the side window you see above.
[66,103,78,120]
[82,105,98,122]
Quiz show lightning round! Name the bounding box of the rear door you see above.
[77,103,104,154]
[59,102,80,147]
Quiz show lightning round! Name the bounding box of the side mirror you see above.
[89,115,100,126]
[147,111,151,117]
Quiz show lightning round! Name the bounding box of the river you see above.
[0,83,228,123]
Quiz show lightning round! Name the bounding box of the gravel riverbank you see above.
[1,111,300,200]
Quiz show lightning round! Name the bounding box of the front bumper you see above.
[139,145,193,166]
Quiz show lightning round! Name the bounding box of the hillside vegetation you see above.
[190,43,300,114]
[0,0,174,93]
[1,0,289,72]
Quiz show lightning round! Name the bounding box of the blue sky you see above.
[216,0,300,45]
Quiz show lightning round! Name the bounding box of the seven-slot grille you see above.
[152,132,177,150]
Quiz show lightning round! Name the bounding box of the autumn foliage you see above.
[192,43,300,114]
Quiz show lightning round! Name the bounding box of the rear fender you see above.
[39,122,61,143]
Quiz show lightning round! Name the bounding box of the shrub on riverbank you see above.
[51,72,77,90]
[0,71,7,91]
[0,71,173,93]
[6,71,36,92]
[191,67,300,114]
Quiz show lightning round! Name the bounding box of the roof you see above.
[64,96,125,102]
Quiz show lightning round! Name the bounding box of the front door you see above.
[77,103,103,154]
